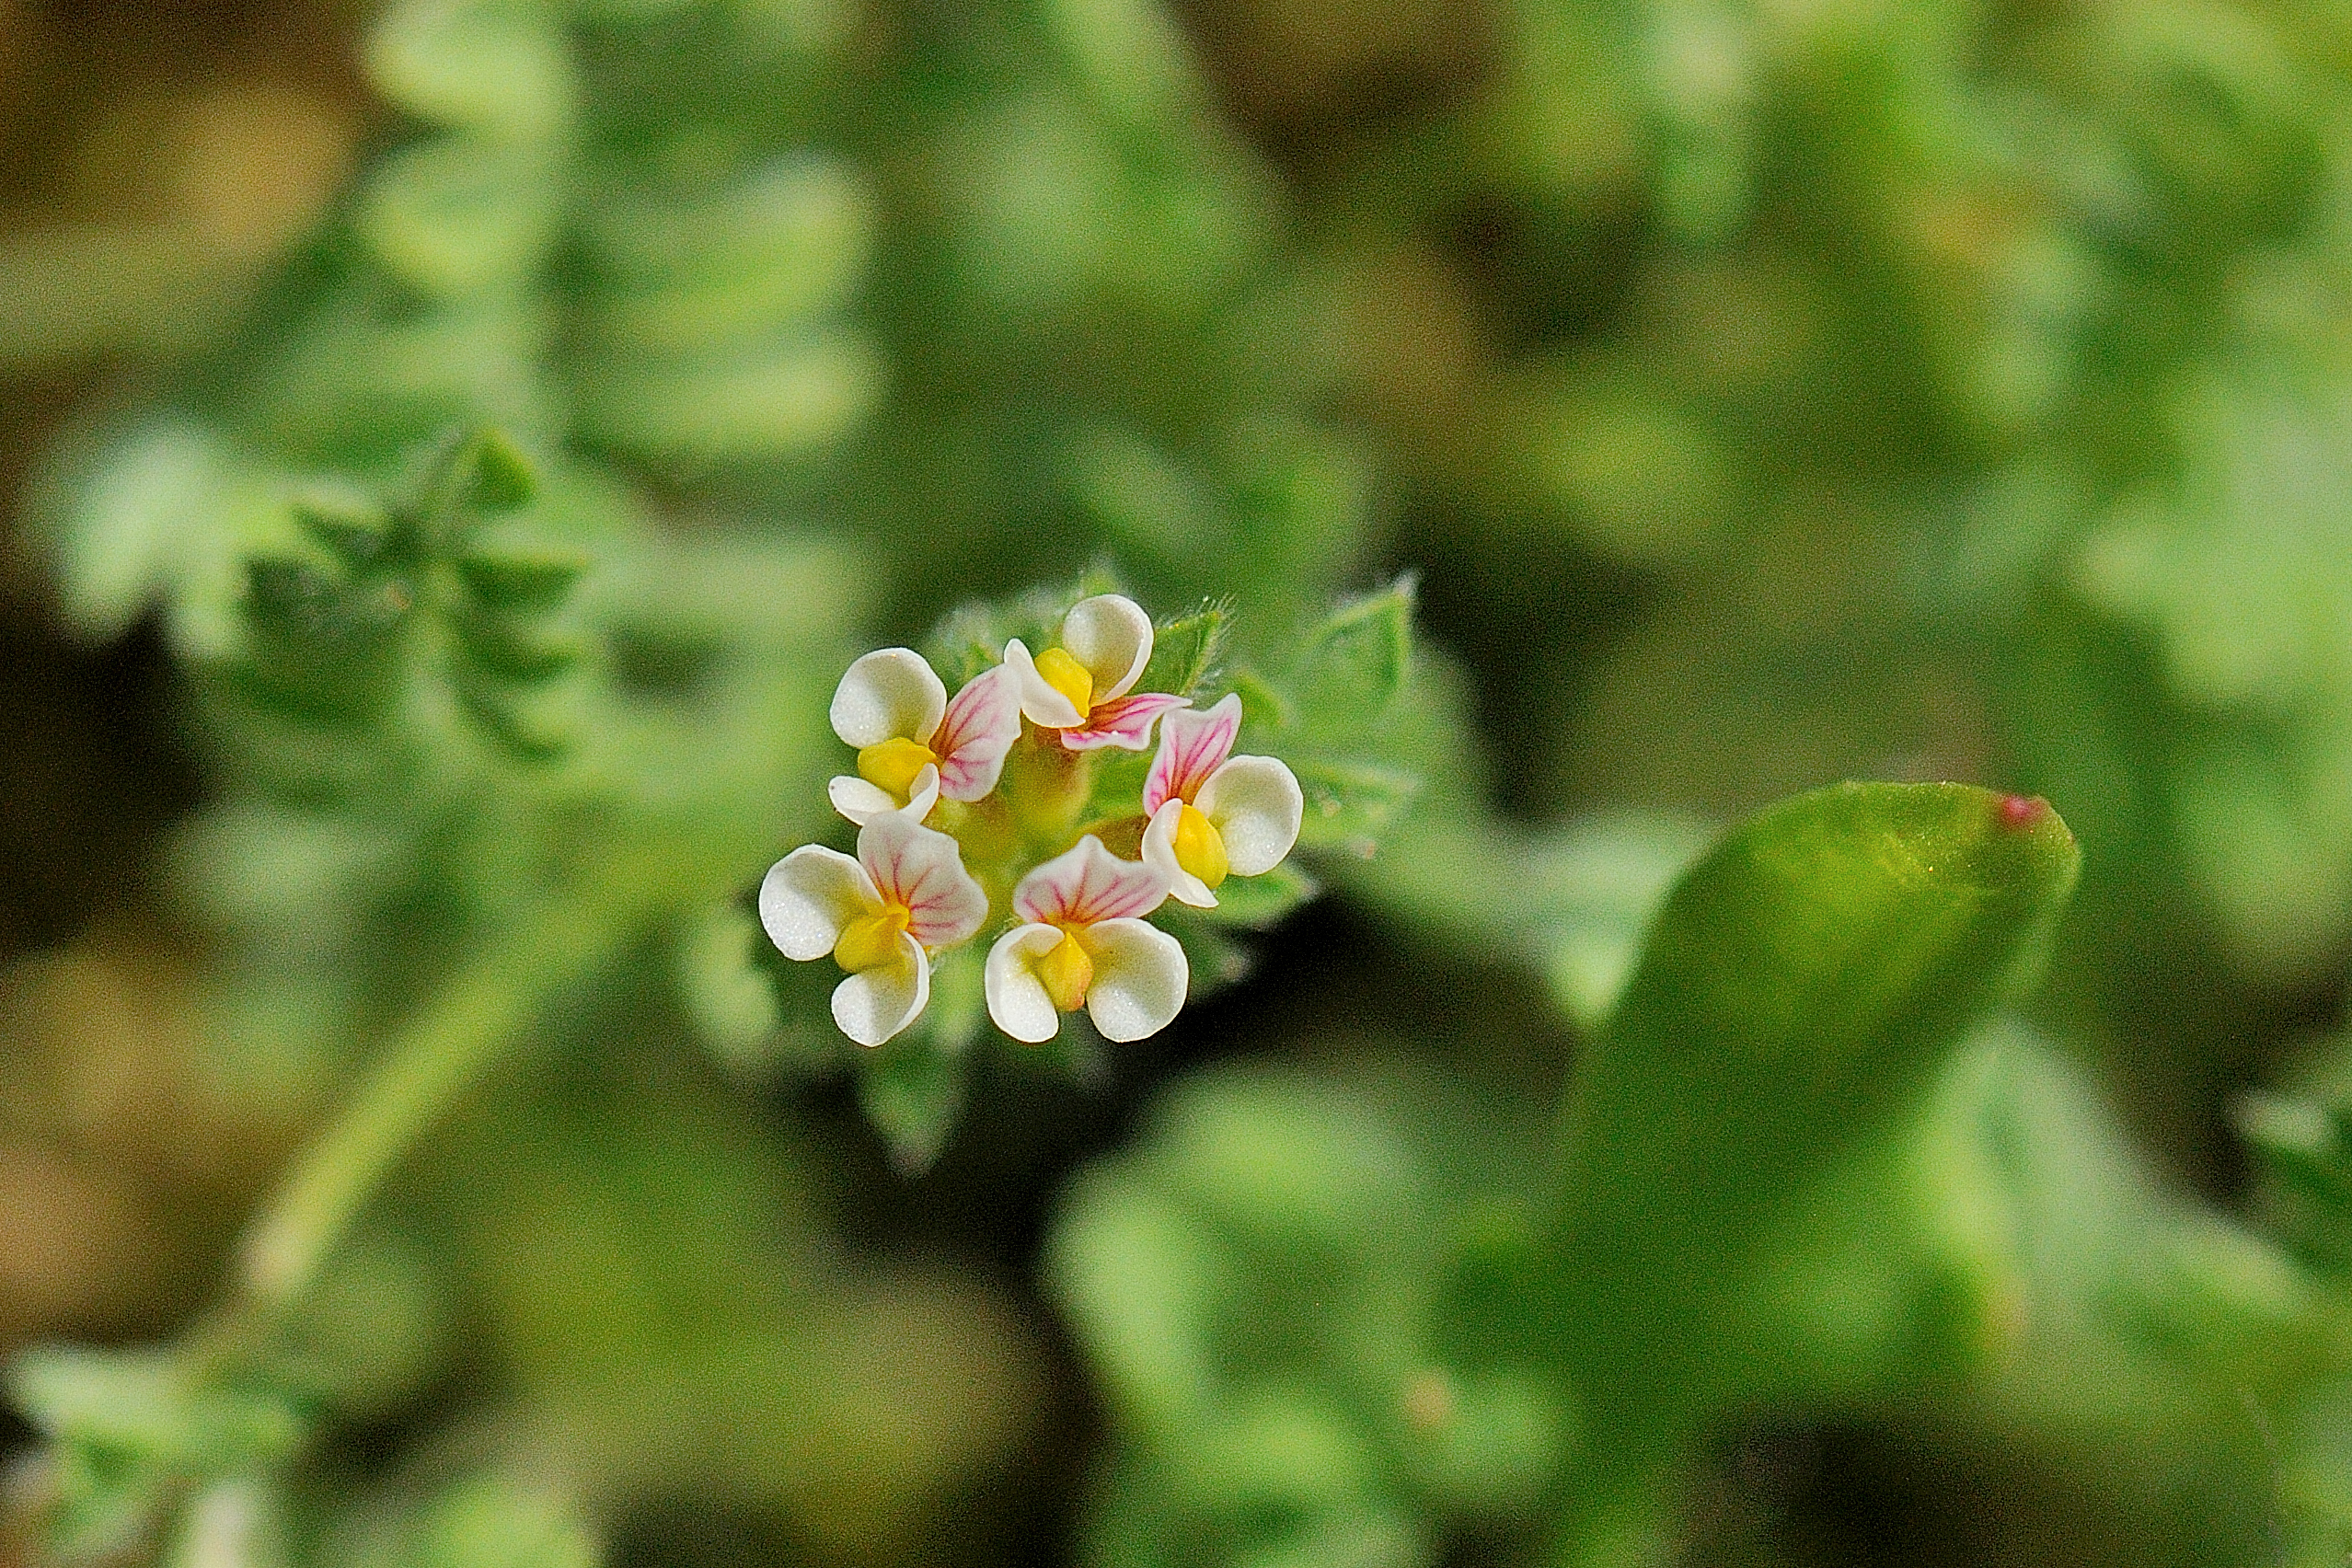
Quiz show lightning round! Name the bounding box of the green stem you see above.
[234,861,658,1320]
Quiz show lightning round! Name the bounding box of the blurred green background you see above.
[9,0,2352,1563]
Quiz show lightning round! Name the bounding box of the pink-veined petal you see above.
[1197,755,1304,876]
[985,923,1066,1043]
[1141,799,1217,909]
[1005,638,1085,728]
[1059,691,1189,753]
[1144,693,1241,813]
[830,648,947,748]
[1061,594,1152,702]
[933,663,1023,800]
[1012,836,1169,926]
[759,845,881,961]
[858,813,988,949]
[831,929,928,1046]
[1079,917,1188,1042]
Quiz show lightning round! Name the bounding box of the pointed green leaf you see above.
[455,547,587,613]
[1286,578,1414,728]
[858,1040,966,1177]
[463,429,538,514]
[292,491,395,571]
[1139,599,1232,701]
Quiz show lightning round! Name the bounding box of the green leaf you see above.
[455,547,587,613]
[412,1477,599,1568]
[1139,599,1232,701]
[1287,758,1420,850]
[1286,578,1414,729]
[451,606,582,682]
[293,490,395,571]
[12,1351,306,1470]
[10,1347,308,1561]
[858,1039,967,1177]
[1541,783,2080,1452]
[461,428,539,514]
[357,140,564,298]
[364,0,578,142]
[674,905,786,1072]
[582,157,872,356]
[573,331,881,465]
[34,421,229,640]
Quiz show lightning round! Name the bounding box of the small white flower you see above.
[1139,694,1304,907]
[827,649,1023,825]
[985,837,1186,1044]
[759,813,989,1046]
[1003,594,1189,752]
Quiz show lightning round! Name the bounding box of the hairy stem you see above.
[234,858,664,1320]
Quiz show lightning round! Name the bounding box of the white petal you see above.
[1012,835,1169,926]
[1145,694,1240,813]
[858,811,988,949]
[1061,594,1152,702]
[1005,638,1084,728]
[1080,918,1188,1043]
[831,648,947,748]
[1141,799,1217,909]
[985,924,1066,1043]
[759,846,881,961]
[901,764,941,824]
[933,663,1023,800]
[831,930,928,1046]
[1199,755,1304,876]
[827,774,900,825]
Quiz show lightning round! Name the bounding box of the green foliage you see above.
[1048,1061,1566,1568]
[19,0,2352,1562]
[11,1350,306,1562]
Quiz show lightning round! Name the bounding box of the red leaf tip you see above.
[1996,793,2050,830]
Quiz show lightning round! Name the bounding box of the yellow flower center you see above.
[1036,928,1094,1012]
[833,904,911,973]
[1032,646,1094,717]
[1172,802,1229,888]
[857,737,938,799]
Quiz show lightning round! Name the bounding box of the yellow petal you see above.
[1173,802,1229,889]
[1032,646,1094,717]
[834,906,911,972]
[857,737,938,799]
[1036,928,1095,1012]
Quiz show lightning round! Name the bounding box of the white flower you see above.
[759,813,989,1046]
[1003,594,1189,752]
[985,836,1187,1044]
[827,649,1023,825]
[1139,694,1304,907]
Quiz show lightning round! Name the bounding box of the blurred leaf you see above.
[364,0,578,143]
[1545,784,2081,1458]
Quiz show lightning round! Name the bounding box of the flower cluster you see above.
[760,594,1306,1047]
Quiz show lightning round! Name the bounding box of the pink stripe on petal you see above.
[933,663,1022,800]
[1012,836,1168,925]
[1144,695,1240,813]
[860,816,986,946]
[1059,691,1190,753]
